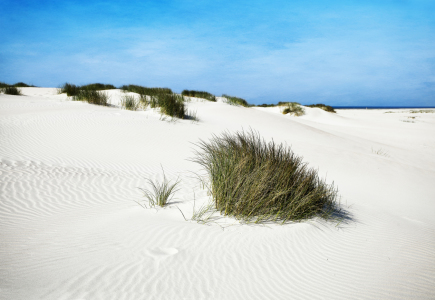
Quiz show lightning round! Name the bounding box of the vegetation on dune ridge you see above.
[60,83,81,96]
[121,84,172,96]
[256,101,295,108]
[1,81,36,88]
[1,86,23,95]
[182,90,216,102]
[72,89,109,106]
[256,102,335,114]
[81,83,116,90]
[120,84,185,118]
[282,102,305,116]
[222,94,249,107]
[307,103,336,113]
[121,94,140,111]
[60,82,115,97]
[192,130,339,223]
[1,81,36,95]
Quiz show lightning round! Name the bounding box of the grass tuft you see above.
[372,148,390,157]
[2,86,22,95]
[182,90,216,102]
[73,89,109,106]
[60,83,81,96]
[139,169,181,208]
[282,102,305,116]
[222,94,249,107]
[192,129,338,223]
[121,94,139,111]
[157,93,186,118]
[307,103,336,113]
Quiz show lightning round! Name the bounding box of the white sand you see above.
[1,88,434,299]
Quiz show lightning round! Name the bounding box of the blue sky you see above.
[1,0,434,106]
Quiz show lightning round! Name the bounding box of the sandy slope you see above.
[1,88,434,299]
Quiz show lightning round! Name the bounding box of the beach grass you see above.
[72,89,109,106]
[139,170,181,207]
[121,94,139,111]
[192,129,338,223]
[120,84,172,96]
[60,83,81,96]
[307,103,336,113]
[158,93,186,118]
[1,81,36,94]
[181,90,216,102]
[81,83,116,90]
[2,86,23,95]
[282,102,305,116]
[222,94,249,107]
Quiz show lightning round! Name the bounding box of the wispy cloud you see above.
[1,0,434,105]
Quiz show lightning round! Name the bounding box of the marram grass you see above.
[121,94,139,111]
[282,102,305,116]
[192,130,338,223]
[2,86,22,95]
[139,169,180,208]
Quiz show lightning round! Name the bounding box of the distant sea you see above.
[333,106,435,109]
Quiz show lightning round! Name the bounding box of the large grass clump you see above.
[181,90,216,101]
[60,83,81,96]
[307,103,336,113]
[192,130,338,223]
[282,102,305,116]
[2,86,23,95]
[73,89,109,106]
[157,93,186,118]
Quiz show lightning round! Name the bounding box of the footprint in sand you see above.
[145,247,179,261]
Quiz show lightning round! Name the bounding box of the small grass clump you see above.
[121,94,139,111]
[182,90,216,102]
[139,169,180,208]
[73,89,109,106]
[282,102,305,116]
[222,94,249,107]
[192,130,338,223]
[307,103,336,113]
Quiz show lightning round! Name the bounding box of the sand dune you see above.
[1,88,434,299]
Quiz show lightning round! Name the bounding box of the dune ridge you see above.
[0,88,434,299]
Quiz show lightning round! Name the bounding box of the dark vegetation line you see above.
[182,90,216,102]
[1,80,336,113]
[0,81,37,95]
